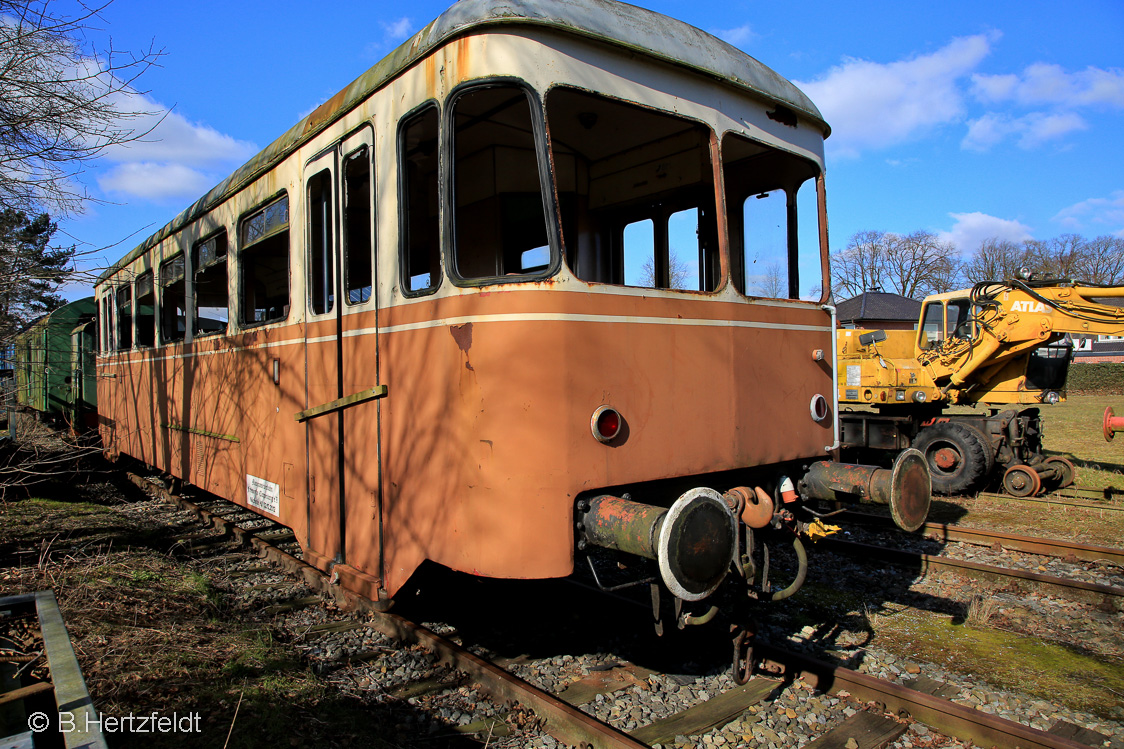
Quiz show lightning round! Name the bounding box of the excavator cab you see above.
[917,296,974,351]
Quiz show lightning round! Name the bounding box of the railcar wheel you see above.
[1002,464,1041,497]
[912,422,992,495]
[1043,456,1076,489]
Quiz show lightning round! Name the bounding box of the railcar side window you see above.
[452,84,550,281]
[160,254,186,343]
[399,107,440,294]
[344,146,373,304]
[546,88,719,291]
[115,285,132,350]
[135,271,155,347]
[240,195,290,325]
[722,132,823,300]
[307,170,334,316]
[194,231,229,335]
[100,294,114,352]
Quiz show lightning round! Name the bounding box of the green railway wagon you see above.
[12,297,97,428]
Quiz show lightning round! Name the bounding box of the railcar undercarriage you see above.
[573,450,931,681]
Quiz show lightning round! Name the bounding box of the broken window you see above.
[547,88,718,290]
[343,146,373,304]
[452,84,550,281]
[240,195,290,325]
[194,231,229,335]
[722,132,823,300]
[400,106,439,294]
[135,270,155,347]
[115,284,132,350]
[160,254,186,343]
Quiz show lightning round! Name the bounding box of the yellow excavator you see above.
[837,276,1124,496]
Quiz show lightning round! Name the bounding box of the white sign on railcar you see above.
[246,474,281,516]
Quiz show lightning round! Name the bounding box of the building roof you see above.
[99,0,827,283]
[836,291,921,324]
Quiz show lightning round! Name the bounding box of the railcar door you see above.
[300,127,383,588]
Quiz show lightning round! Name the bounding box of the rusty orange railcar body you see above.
[93,0,856,608]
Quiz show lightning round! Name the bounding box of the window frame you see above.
[444,78,561,288]
[720,128,825,302]
[134,268,156,348]
[397,101,443,299]
[341,137,376,307]
[159,252,187,345]
[193,229,230,338]
[544,84,722,293]
[238,191,292,328]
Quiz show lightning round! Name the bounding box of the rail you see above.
[0,590,106,749]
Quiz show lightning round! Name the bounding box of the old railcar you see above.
[94,0,929,669]
[11,297,97,429]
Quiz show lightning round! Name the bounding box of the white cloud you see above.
[795,34,994,158]
[103,105,257,167]
[97,162,214,201]
[938,212,1034,252]
[962,111,1087,151]
[971,63,1124,108]
[382,17,413,39]
[713,24,754,46]
[1053,190,1124,235]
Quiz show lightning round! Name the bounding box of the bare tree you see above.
[962,238,1034,284]
[883,230,961,298]
[830,230,891,298]
[639,251,691,290]
[749,262,786,298]
[0,0,163,216]
[832,230,961,299]
[1075,235,1124,284]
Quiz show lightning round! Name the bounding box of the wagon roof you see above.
[99,0,827,282]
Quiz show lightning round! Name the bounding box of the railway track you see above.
[843,511,1124,566]
[124,471,1119,749]
[975,490,1124,513]
[818,526,1123,611]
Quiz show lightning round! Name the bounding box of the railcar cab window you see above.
[115,285,132,350]
[240,195,290,325]
[546,88,719,291]
[135,271,155,347]
[400,106,439,294]
[160,254,186,343]
[194,231,229,335]
[451,84,550,281]
[722,132,822,300]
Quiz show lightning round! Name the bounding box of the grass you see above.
[870,607,1124,719]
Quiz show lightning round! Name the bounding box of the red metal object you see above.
[1104,406,1124,442]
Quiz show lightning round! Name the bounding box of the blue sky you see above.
[50,0,1124,297]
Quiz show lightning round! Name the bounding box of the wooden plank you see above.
[556,666,651,706]
[387,674,468,700]
[902,676,959,700]
[261,595,322,616]
[629,678,778,745]
[1047,719,1109,746]
[801,711,907,749]
[307,620,363,634]
[295,385,387,422]
[0,680,52,706]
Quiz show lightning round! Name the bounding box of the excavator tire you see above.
[912,421,992,495]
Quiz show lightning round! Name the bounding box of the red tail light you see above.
[591,406,622,443]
